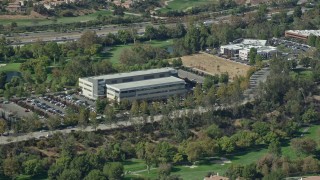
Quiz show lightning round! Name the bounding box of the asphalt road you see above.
[0,107,207,145]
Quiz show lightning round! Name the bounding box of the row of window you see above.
[136,88,184,97]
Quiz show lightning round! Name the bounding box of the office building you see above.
[285,30,320,41]
[79,68,186,102]
[220,39,277,60]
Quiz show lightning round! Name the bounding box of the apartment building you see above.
[79,68,186,102]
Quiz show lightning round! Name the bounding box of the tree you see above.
[293,6,302,18]
[96,99,107,114]
[145,25,157,41]
[79,107,90,129]
[219,136,235,153]
[58,169,82,180]
[302,156,319,173]
[103,162,124,179]
[302,107,318,124]
[242,163,258,179]
[267,140,281,157]
[263,170,284,180]
[3,157,20,178]
[308,34,317,46]
[140,101,148,115]
[78,31,99,49]
[205,124,222,139]
[118,30,132,45]
[84,169,105,180]
[130,100,139,116]
[185,141,204,163]
[23,159,43,177]
[299,57,311,67]
[203,76,214,90]
[0,71,7,89]
[291,137,317,156]
[0,119,7,134]
[113,5,125,16]
[219,73,229,83]
[158,163,172,179]
[249,48,257,65]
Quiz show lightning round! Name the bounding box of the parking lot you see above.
[0,102,33,118]
[0,92,97,122]
[270,38,311,57]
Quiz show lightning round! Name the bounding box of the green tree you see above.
[84,170,105,180]
[3,157,20,178]
[308,34,317,46]
[293,6,302,18]
[130,100,139,116]
[58,169,81,180]
[0,71,7,89]
[205,124,222,139]
[79,107,90,129]
[96,99,108,114]
[145,25,157,41]
[263,170,284,180]
[267,140,282,157]
[302,107,318,124]
[140,101,148,115]
[0,119,7,134]
[249,48,257,65]
[23,159,43,176]
[103,162,124,180]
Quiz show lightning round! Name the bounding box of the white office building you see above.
[220,39,277,60]
[79,68,186,102]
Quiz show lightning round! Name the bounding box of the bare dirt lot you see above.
[180,52,251,80]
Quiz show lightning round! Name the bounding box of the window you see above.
[122,78,133,83]
[144,75,154,80]
[159,74,165,77]
[111,80,117,84]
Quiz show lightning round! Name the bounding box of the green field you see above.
[0,63,21,72]
[104,39,173,64]
[158,0,215,13]
[0,10,112,26]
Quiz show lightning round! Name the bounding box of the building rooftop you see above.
[221,39,268,49]
[241,46,277,53]
[82,67,176,82]
[106,76,185,91]
[286,30,320,37]
[242,39,267,46]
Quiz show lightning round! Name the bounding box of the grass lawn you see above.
[124,124,320,179]
[158,0,215,13]
[0,10,112,27]
[290,68,313,80]
[0,63,21,72]
[125,148,268,179]
[102,39,173,64]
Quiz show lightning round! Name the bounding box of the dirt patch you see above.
[0,11,46,20]
[180,52,250,80]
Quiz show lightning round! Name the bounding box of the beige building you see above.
[106,76,186,102]
[79,68,186,102]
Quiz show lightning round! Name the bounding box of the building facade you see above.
[106,76,186,102]
[220,39,277,60]
[79,68,186,102]
[285,30,320,41]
